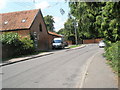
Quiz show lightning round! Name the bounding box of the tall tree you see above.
[101,2,120,42]
[69,2,105,39]
[44,15,55,32]
[64,18,75,37]
[69,1,120,42]
[57,18,76,41]
[57,28,65,35]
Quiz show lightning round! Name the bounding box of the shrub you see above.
[0,32,21,46]
[104,41,120,76]
[19,37,35,55]
[0,32,35,58]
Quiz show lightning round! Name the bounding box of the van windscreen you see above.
[53,40,61,43]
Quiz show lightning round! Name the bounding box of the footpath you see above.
[81,48,118,88]
[0,52,54,67]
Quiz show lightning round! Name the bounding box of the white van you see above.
[52,38,64,49]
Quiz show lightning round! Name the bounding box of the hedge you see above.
[0,32,35,58]
[104,41,120,76]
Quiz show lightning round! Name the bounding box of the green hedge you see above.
[0,32,35,58]
[0,32,21,46]
[104,41,120,76]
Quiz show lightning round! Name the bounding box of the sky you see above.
[0,0,70,32]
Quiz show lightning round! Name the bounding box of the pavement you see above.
[0,52,54,67]
[81,48,118,88]
[0,44,86,67]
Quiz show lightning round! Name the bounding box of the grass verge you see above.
[69,45,81,48]
[104,41,120,77]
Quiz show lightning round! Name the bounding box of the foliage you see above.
[69,2,105,39]
[64,18,76,40]
[104,41,120,76]
[57,18,76,41]
[44,15,55,32]
[101,2,120,42]
[68,2,120,42]
[0,32,21,46]
[57,28,65,35]
[64,18,75,36]
[19,37,35,55]
[0,32,35,58]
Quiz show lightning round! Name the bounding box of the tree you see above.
[57,18,77,43]
[101,2,120,42]
[44,15,55,32]
[69,1,120,42]
[69,2,105,39]
[57,28,65,35]
[64,18,75,37]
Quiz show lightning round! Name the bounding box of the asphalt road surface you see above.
[1,44,111,88]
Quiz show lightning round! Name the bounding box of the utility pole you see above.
[74,21,78,45]
[60,8,65,38]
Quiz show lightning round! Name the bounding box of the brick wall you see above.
[2,45,15,59]
[83,38,102,44]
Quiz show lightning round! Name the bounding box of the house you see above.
[0,9,61,52]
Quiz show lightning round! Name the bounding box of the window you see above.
[39,23,42,32]
[53,40,61,43]
[4,21,8,25]
[21,19,26,23]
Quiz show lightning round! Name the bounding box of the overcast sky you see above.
[0,0,70,32]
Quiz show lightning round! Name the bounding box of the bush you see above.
[104,41,120,76]
[0,32,35,58]
[0,32,21,46]
[19,37,35,55]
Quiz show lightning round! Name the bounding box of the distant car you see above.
[98,40,106,48]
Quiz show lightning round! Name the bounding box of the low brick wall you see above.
[83,38,102,44]
[1,45,15,59]
[95,38,102,43]
[66,41,72,45]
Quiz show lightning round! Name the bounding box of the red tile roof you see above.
[0,9,39,31]
[48,31,62,37]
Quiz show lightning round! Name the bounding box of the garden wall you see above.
[83,38,102,44]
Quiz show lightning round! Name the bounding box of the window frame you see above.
[39,23,42,32]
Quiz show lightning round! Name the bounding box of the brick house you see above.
[0,9,61,52]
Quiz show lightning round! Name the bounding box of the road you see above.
[1,44,116,88]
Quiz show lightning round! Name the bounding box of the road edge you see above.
[76,51,100,88]
[0,53,53,67]
[0,44,86,67]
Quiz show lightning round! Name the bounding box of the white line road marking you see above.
[76,51,100,88]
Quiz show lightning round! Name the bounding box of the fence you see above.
[83,38,102,44]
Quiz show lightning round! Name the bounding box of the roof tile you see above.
[0,9,39,31]
[48,31,62,37]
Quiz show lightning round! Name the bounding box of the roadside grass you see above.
[104,41,120,77]
[106,59,119,76]
[69,45,81,48]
